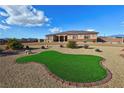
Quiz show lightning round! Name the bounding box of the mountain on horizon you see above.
[110,34,124,37]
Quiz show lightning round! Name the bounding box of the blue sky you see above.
[0,5,124,39]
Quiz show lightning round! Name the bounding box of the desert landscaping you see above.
[1,5,124,89]
[0,42,124,88]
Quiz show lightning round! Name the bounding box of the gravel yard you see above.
[0,45,124,88]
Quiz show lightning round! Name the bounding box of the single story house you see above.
[45,30,98,43]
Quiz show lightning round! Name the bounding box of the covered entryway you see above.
[53,35,68,42]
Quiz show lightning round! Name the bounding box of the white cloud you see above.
[0,5,49,27]
[86,29,95,31]
[49,27,62,33]
[0,24,10,30]
[0,12,8,16]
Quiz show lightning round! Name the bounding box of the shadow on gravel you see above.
[0,51,20,57]
[120,54,124,58]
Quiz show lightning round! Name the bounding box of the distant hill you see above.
[110,34,124,38]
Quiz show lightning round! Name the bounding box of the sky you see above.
[0,5,124,39]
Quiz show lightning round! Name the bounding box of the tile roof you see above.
[46,30,98,36]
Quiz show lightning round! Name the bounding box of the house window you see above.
[84,35,90,39]
[80,35,82,37]
[73,35,77,39]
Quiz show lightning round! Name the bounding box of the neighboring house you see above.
[0,39,8,45]
[0,38,39,45]
[97,37,124,44]
[20,38,38,43]
[45,30,98,43]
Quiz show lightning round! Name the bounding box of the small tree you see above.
[66,41,77,48]
[6,38,24,50]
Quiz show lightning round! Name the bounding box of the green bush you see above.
[6,39,24,50]
[66,41,77,48]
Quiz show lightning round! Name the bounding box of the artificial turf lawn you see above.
[16,51,107,83]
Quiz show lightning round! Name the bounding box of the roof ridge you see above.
[46,30,98,36]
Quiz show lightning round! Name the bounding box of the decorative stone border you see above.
[30,58,112,87]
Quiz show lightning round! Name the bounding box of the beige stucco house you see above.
[45,30,98,43]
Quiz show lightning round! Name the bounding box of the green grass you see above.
[16,50,107,83]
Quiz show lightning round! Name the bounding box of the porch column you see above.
[58,35,60,42]
[63,35,65,42]
[52,36,54,42]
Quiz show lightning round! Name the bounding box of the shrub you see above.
[66,41,77,48]
[84,40,87,43]
[25,45,30,50]
[95,49,102,52]
[84,44,89,49]
[41,46,45,49]
[6,39,24,50]
[60,44,63,48]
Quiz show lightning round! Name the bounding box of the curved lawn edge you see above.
[16,51,112,86]
[30,58,112,87]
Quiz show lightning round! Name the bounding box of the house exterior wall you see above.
[90,34,97,39]
[46,33,98,42]
[46,36,54,42]
[67,34,97,41]
[67,35,73,40]
[78,35,84,39]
